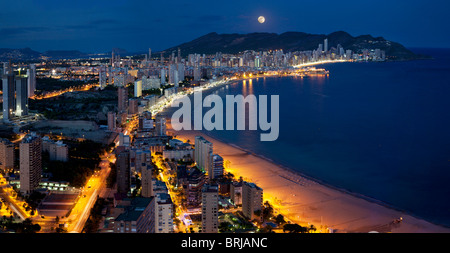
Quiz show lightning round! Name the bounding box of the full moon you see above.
[258,16,265,24]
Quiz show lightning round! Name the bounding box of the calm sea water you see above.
[168,48,450,227]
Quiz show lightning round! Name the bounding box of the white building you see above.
[134,80,142,97]
[155,193,174,233]
[194,136,213,174]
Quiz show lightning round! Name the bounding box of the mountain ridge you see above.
[162,31,421,60]
[0,31,426,61]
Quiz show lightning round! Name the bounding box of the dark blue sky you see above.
[1,0,449,53]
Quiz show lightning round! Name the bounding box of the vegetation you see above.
[283,223,317,233]
[36,77,96,93]
[106,162,117,188]
[82,197,107,233]
[28,88,117,121]
[0,217,41,233]
[43,139,105,187]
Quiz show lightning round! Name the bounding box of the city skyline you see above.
[0,0,449,53]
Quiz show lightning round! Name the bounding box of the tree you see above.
[283,223,308,233]
[262,201,274,221]
[275,214,286,225]
[308,225,317,233]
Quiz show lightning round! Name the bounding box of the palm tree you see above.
[308,225,317,233]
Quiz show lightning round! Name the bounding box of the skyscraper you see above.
[160,68,166,84]
[324,38,328,52]
[99,66,107,89]
[116,149,130,194]
[201,184,219,233]
[155,193,174,233]
[27,64,36,98]
[118,86,128,113]
[20,133,42,194]
[107,111,116,131]
[134,80,142,97]
[177,63,185,83]
[242,182,263,221]
[2,72,15,122]
[0,138,15,171]
[169,64,177,84]
[194,136,213,175]
[155,115,166,136]
[211,154,224,179]
[15,75,28,117]
[141,164,154,198]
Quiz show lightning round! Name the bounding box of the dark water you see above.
[168,48,450,227]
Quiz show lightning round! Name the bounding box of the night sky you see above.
[1,0,449,53]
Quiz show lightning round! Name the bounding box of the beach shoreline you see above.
[158,62,450,233]
[169,127,450,233]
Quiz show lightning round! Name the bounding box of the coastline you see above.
[171,128,450,233]
[158,62,450,233]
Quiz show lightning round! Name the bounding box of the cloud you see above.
[0,27,47,37]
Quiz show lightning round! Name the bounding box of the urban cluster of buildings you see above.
[1,62,36,122]
[98,39,386,94]
[103,105,264,233]
[0,133,69,195]
[0,38,389,233]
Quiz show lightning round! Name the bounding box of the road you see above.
[0,175,34,220]
[65,154,112,232]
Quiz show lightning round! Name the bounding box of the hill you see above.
[163,31,420,60]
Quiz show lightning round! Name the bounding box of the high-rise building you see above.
[0,138,15,171]
[169,64,177,84]
[43,139,69,162]
[201,184,219,233]
[148,48,152,60]
[107,111,116,131]
[155,193,174,233]
[20,133,42,194]
[324,38,328,52]
[177,63,185,83]
[187,167,205,207]
[116,149,130,194]
[230,181,243,206]
[99,66,107,89]
[118,86,128,113]
[155,115,166,136]
[141,164,153,198]
[134,80,142,97]
[160,68,166,84]
[2,72,15,122]
[193,66,201,82]
[113,197,155,233]
[27,64,36,98]
[211,154,224,180]
[15,75,28,117]
[128,98,139,115]
[194,136,213,174]
[242,181,263,221]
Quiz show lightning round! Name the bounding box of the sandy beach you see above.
[171,128,450,233]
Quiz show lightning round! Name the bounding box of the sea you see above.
[166,48,450,227]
